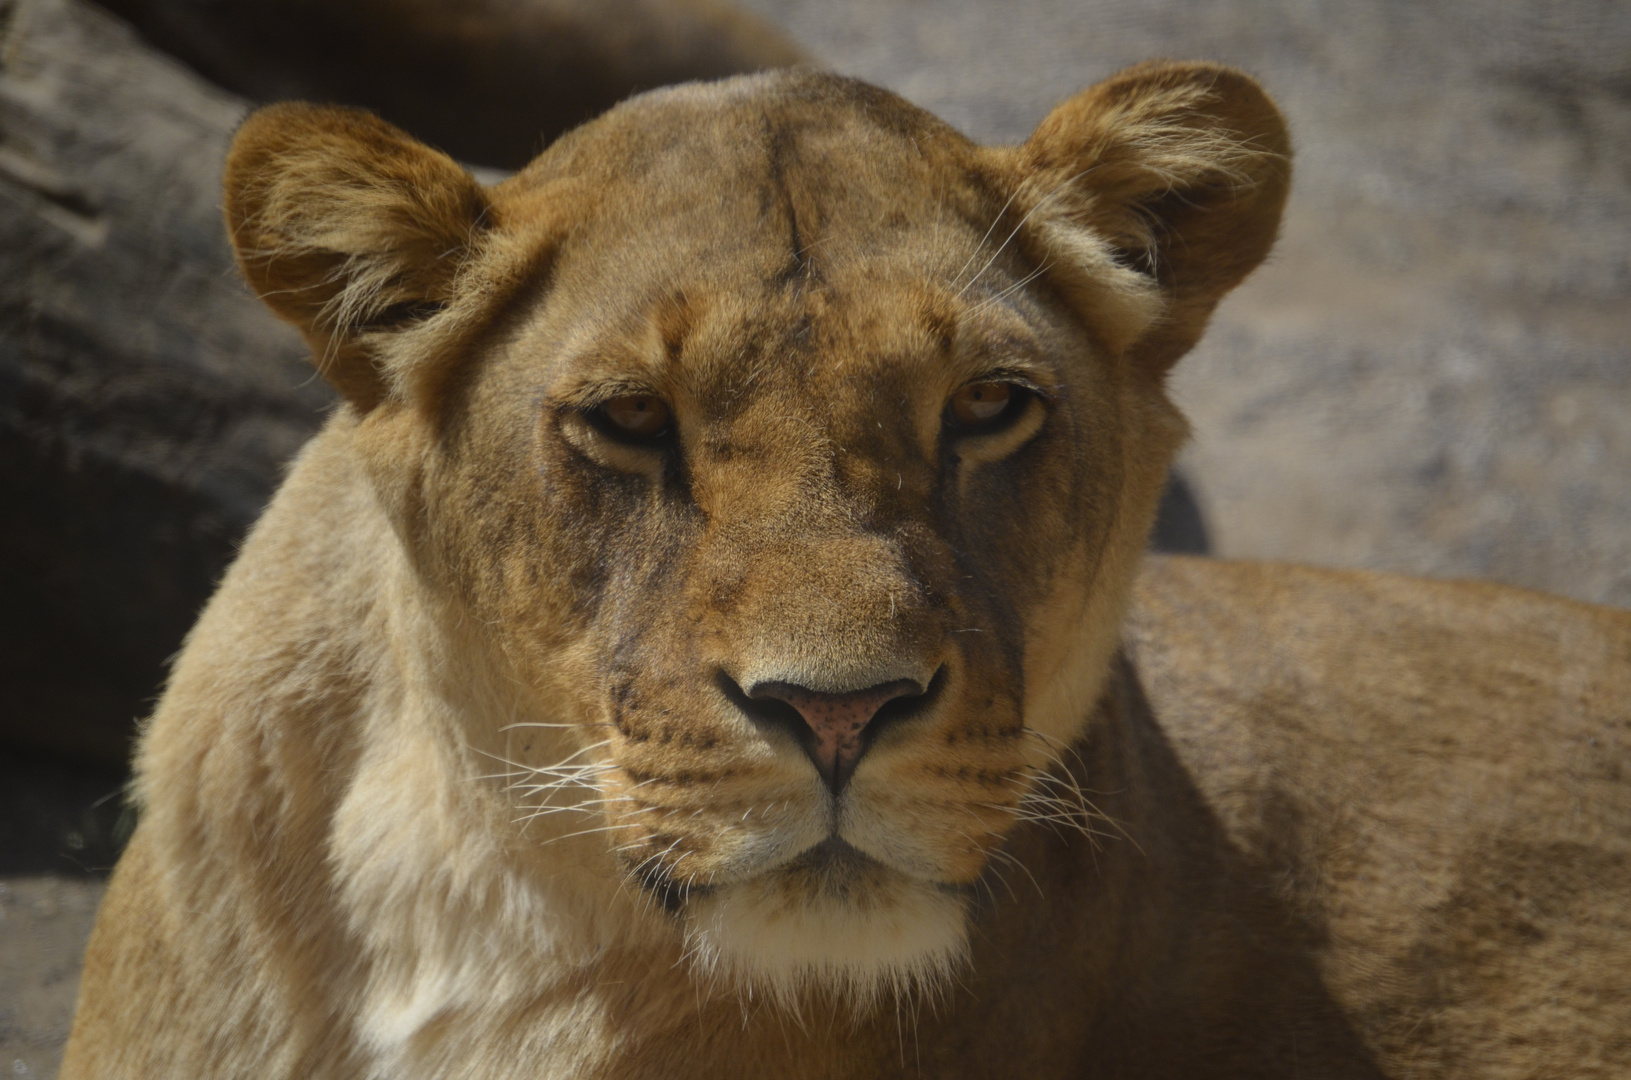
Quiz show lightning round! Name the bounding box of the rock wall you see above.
[0,0,325,765]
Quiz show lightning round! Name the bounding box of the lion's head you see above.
[224,64,1288,1005]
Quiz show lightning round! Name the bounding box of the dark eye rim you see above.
[581,396,676,448]
[943,378,1042,436]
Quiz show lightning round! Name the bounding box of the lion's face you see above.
[225,68,1288,999]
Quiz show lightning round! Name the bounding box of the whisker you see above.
[986,846,1044,899]
[953,828,1018,904]
[1016,730,1144,854]
[513,796,635,822]
[954,166,1098,299]
[964,259,1052,318]
[947,185,1024,291]
[534,822,635,846]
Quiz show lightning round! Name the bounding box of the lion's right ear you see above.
[224,104,490,409]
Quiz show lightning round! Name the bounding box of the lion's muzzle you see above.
[726,672,937,792]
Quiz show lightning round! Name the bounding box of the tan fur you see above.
[62,65,1628,1079]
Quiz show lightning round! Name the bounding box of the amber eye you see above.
[595,394,672,441]
[947,381,1020,430]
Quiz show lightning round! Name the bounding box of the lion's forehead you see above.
[535,70,990,227]
[485,77,1073,452]
[534,162,1014,323]
[506,77,1023,319]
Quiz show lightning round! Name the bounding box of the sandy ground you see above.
[0,879,104,1078]
[4,1,1627,1074]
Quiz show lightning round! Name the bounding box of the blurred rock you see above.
[1149,474,1211,557]
[0,0,327,766]
[95,0,808,169]
[0,749,128,876]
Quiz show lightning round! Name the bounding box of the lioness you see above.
[63,63,1629,1079]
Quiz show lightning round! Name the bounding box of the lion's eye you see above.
[947,381,1023,431]
[595,395,672,441]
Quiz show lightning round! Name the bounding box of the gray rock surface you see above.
[0,876,104,1080]
[0,0,325,765]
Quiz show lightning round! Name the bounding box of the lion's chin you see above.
[679,839,971,1012]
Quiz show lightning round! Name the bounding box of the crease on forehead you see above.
[549,86,1007,280]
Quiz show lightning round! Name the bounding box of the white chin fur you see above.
[681,872,970,1012]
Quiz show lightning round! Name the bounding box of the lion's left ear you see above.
[1001,61,1291,373]
[224,104,491,410]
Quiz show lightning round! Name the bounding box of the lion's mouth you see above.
[670,830,978,997]
[635,835,921,913]
[794,835,875,880]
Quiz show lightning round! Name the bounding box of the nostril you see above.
[717,671,807,739]
[863,667,942,743]
[720,669,942,793]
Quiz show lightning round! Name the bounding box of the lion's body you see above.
[1127,560,1631,1077]
[63,63,1630,1079]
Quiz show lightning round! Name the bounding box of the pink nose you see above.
[748,679,926,792]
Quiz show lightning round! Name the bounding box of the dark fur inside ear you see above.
[1019,61,1291,374]
[223,103,489,408]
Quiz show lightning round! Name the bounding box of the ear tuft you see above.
[1013,61,1291,373]
[224,104,490,407]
